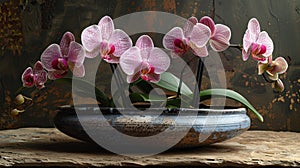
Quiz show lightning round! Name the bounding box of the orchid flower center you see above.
[24,73,35,86]
[51,58,68,70]
[266,61,284,75]
[251,43,267,62]
[108,44,115,55]
[100,42,115,61]
[140,62,155,81]
[174,38,189,54]
[53,71,68,79]
[252,43,267,55]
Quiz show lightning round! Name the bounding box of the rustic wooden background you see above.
[0,0,299,131]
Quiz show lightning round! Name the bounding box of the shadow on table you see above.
[16,139,244,155]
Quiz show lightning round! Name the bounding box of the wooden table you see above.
[0,128,300,167]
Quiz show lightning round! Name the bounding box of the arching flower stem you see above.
[229,43,243,51]
[193,58,205,108]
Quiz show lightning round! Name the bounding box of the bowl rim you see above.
[58,104,247,115]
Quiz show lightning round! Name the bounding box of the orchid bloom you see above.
[258,55,288,91]
[242,18,274,63]
[21,61,47,89]
[120,35,170,83]
[81,16,132,63]
[199,16,231,52]
[163,16,211,57]
[41,32,85,79]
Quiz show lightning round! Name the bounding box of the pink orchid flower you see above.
[41,32,85,79]
[163,16,211,57]
[242,18,274,62]
[120,35,170,83]
[199,16,231,52]
[258,55,288,91]
[21,61,47,89]
[81,16,132,63]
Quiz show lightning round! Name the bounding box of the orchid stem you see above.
[176,62,190,98]
[176,56,199,99]
[193,58,204,108]
[176,70,184,98]
[229,44,243,51]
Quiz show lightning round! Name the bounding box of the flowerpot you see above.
[53,104,250,148]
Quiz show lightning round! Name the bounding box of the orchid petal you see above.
[109,29,132,57]
[67,41,85,67]
[136,35,154,50]
[143,73,160,83]
[148,48,170,74]
[209,37,229,52]
[190,43,208,57]
[22,67,33,77]
[71,64,85,77]
[257,31,274,57]
[163,27,184,50]
[119,46,142,75]
[242,49,250,61]
[33,61,45,73]
[199,16,216,35]
[60,32,75,56]
[243,29,252,53]
[47,70,68,80]
[35,70,47,88]
[209,25,230,51]
[209,24,231,52]
[99,42,109,56]
[190,23,211,48]
[248,18,260,40]
[41,44,62,71]
[98,16,114,40]
[81,25,101,55]
[252,53,267,63]
[214,24,231,39]
[127,72,141,83]
[21,67,34,87]
[266,72,279,81]
[102,54,120,64]
[135,35,154,60]
[257,63,268,75]
[270,57,288,74]
[183,16,198,38]
[33,61,47,86]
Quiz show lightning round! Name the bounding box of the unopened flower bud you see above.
[274,79,284,92]
[11,109,25,116]
[14,94,25,105]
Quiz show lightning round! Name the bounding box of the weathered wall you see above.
[0,0,299,131]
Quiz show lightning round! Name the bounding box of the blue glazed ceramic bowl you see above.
[53,105,250,148]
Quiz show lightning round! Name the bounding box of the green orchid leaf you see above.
[129,92,167,102]
[131,79,154,94]
[55,78,110,106]
[129,93,149,102]
[155,72,193,96]
[199,89,264,122]
[166,98,181,108]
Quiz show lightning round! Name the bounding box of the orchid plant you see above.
[242,18,288,92]
[12,15,289,123]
